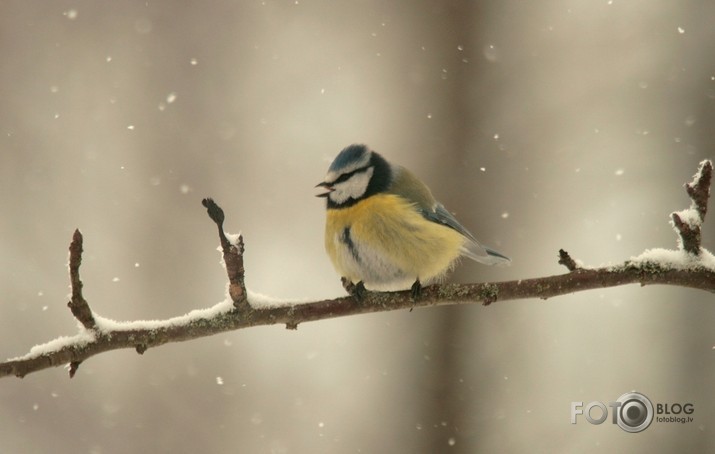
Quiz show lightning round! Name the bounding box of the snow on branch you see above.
[1,161,713,380]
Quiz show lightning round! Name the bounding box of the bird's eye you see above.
[333,165,371,184]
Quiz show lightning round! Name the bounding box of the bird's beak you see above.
[315,181,333,198]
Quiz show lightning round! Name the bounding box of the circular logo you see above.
[615,392,653,433]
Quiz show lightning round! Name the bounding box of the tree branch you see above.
[1,160,713,379]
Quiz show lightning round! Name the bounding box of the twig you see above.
[202,198,250,312]
[686,160,711,221]
[67,229,95,330]
[558,249,579,272]
[671,160,712,255]
[1,160,713,379]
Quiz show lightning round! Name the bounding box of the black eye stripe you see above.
[332,165,371,184]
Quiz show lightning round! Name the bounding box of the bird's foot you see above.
[409,279,422,311]
[410,279,422,300]
[342,278,367,302]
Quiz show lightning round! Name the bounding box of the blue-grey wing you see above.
[424,203,511,265]
[388,165,510,265]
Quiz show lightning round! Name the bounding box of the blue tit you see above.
[316,144,510,296]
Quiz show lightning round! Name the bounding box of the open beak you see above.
[315,181,333,198]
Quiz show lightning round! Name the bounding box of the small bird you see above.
[316,144,510,298]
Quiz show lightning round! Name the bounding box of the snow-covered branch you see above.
[1,161,713,380]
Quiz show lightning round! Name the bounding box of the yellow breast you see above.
[324,194,466,289]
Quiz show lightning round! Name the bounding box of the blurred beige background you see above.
[1,1,714,453]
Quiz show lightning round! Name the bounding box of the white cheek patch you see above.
[329,167,374,204]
